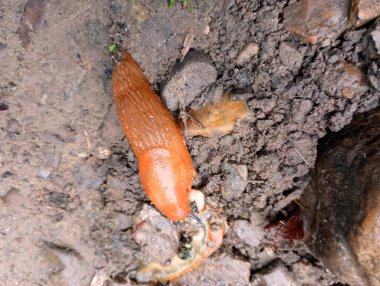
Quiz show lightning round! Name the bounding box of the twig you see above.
[294,147,311,168]
[180,27,195,62]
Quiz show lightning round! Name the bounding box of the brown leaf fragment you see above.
[180,94,250,137]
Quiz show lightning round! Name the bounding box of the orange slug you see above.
[112,51,196,221]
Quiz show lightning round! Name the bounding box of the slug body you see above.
[112,51,196,221]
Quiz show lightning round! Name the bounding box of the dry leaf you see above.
[180,94,250,137]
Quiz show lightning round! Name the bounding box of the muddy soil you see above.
[0,0,379,285]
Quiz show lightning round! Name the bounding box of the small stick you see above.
[180,27,195,62]
[294,147,311,168]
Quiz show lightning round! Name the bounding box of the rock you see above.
[258,263,297,286]
[321,61,367,99]
[292,99,313,124]
[180,94,250,137]
[284,0,380,44]
[352,0,380,27]
[234,68,251,88]
[353,193,380,286]
[0,102,8,111]
[221,162,248,201]
[372,29,380,55]
[92,145,111,160]
[133,204,177,264]
[369,20,380,56]
[284,0,350,44]
[236,42,259,65]
[0,42,6,59]
[300,107,380,286]
[175,256,251,286]
[74,161,108,189]
[202,256,251,285]
[7,118,20,137]
[111,212,133,231]
[203,23,210,35]
[38,167,52,179]
[161,51,217,112]
[41,243,94,286]
[204,256,251,285]
[251,246,276,270]
[49,191,69,208]
[367,62,380,91]
[279,42,305,73]
[233,220,265,247]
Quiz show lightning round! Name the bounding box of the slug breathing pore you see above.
[112,51,196,221]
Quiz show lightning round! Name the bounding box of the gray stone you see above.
[41,243,94,286]
[221,163,248,201]
[176,255,251,286]
[236,42,259,65]
[49,191,69,208]
[292,99,313,124]
[251,246,276,270]
[371,29,380,55]
[368,62,380,91]
[133,204,177,263]
[111,212,134,231]
[74,162,108,189]
[259,263,297,286]
[202,256,251,285]
[38,168,52,179]
[279,42,305,72]
[233,220,265,247]
[161,50,217,112]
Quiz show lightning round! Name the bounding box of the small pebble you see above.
[161,51,217,112]
[236,43,259,65]
[221,163,248,201]
[49,191,69,208]
[233,220,265,247]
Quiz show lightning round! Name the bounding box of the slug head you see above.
[138,148,191,221]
